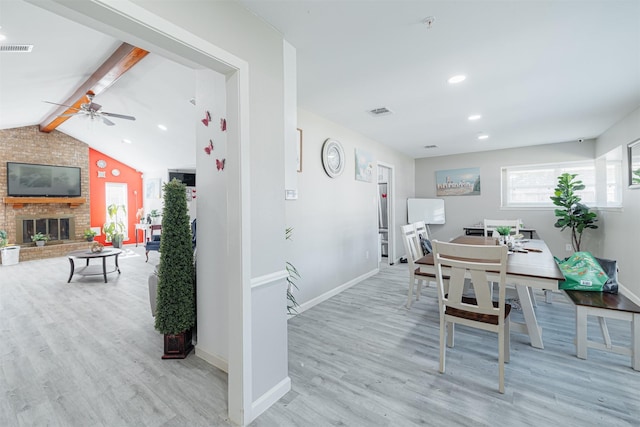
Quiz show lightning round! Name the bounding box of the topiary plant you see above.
[155,178,195,358]
[550,173,598,252]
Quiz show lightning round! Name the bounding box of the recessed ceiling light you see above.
[0,34,6,41]
[477,134,489,140]
[122,139,132,144]
[468,114,482,121]
[448,75,466,84]
[158,124,167,131]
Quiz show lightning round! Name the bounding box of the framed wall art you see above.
[435,167,481,196]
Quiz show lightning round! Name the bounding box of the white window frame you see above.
[501,149,622,210]
[105,182,129,239]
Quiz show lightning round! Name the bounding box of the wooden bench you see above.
[564,290,640,370]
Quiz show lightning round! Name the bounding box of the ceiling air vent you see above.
[368,107,393,116]
[0,44,34,53]
[424,145,438,149]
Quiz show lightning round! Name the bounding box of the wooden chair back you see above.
[483,219,520,237]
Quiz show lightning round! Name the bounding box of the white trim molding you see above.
[250,376,291,423]
[251,270,288,290]
[195,348,228,373]
[296,268,379,315]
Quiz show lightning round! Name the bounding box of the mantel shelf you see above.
[3,197,86,209]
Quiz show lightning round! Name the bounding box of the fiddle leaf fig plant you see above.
[550,173,598,252]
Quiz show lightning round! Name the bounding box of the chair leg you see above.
[498,328,505,394]
[406,274,415,309]
[145,250,149,262]
[446,322,454,348]
[505,318,511,363]
[439,314,446,374]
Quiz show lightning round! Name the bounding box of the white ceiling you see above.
[1,1,639,172]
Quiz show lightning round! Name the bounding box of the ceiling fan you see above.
[44,90,136,126]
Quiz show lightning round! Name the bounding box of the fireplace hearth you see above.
[16,216,75,244]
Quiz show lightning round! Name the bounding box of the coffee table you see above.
[67,248,122,283]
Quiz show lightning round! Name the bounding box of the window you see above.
[105,182,128,238]
[501,149,622,209]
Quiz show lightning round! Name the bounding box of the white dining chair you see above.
[401,224,432,308]
[483,219,521,237]
[432,240,511,393]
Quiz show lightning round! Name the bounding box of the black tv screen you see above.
[169,171,196,187]
[7,162,81,197]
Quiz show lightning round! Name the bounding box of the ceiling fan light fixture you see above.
[448,74,466,84]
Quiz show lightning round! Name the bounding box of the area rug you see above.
[118,249,140,259]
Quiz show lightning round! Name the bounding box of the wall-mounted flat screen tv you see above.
[7,162,82,197]
[168,171,196,187]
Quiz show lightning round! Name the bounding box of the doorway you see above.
[377,162,395,265]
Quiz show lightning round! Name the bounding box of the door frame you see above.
[377,161,395,264]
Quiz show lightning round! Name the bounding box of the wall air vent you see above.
[424,145,438,149]
[368,107,393,116]
[0,44,34,52]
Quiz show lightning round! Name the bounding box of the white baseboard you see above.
[619,282,640,306]
[195,346,228,373]
[295,268,379,315]
[249,376,291,423]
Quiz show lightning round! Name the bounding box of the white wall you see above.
[286,109,415,309]
[414,140,600,258]
[195,68,229,367]
[595,106,640,301]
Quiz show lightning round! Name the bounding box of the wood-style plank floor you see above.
[1,247,638,426]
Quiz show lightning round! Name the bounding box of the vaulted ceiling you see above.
[1,0,639,173]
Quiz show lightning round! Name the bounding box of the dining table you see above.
[416,235,565,349]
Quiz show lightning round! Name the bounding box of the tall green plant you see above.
[0,230,7,248]
[103,203,126,242]
[155,179,195,335]
[550,173,598,252]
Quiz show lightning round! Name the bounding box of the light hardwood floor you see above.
[1,247,638,426]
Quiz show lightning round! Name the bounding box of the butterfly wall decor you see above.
[204,139,214,155]
[201,110,211,127]
[220,118,227,131]
[216,158,226,171]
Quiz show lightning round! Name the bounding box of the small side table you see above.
[67,248,122,283]
[135,223,149,247]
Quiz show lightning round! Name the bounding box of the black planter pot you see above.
[162,329,194,359]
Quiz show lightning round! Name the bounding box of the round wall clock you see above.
[96,159,107,168]
[321,138,345,178]
[111,168,121,177]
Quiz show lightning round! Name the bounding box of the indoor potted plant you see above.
[550,172,598,252]
[0,230,7,248]
[84,229,98,242]
[31,232,50,247]
[154,178,195,359]
[150,209,161,224]
[103,203,126,248]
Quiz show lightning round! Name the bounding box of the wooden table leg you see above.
[513,284,544,349]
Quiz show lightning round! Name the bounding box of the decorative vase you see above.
[35,241,45,247]
[162,329,194,359]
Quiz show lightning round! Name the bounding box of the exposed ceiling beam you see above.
[39,43,149,133]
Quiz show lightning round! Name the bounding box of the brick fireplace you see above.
[1,126,91,257]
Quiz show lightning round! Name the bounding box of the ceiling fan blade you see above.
[101,116,116,126]
[60,112,84,117]
[43,100,80,110]
[102,112,136,121]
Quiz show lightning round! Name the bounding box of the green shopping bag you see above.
[554,252,609,291]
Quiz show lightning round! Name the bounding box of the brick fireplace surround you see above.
[1,126,92,262]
